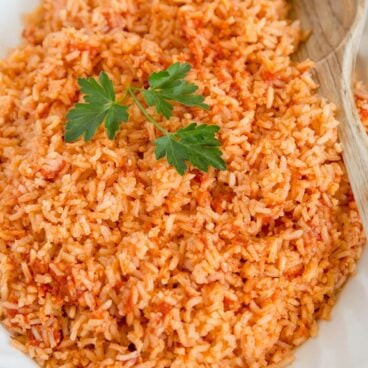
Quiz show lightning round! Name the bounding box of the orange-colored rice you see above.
[0,1,366,367]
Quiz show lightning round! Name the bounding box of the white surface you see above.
[0,1,368,367]
[0,0,38,57]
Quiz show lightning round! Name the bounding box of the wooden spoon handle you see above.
[314,2,368,235]
[338,70,368,235]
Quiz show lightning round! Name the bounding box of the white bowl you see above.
[0,1,367,367]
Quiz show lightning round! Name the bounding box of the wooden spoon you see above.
[292,0,368,235]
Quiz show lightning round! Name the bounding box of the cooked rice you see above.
[0,1,366,367]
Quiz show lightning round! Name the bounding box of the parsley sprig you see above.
[65,63,226,175]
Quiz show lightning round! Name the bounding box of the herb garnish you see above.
[65,63,226,175]
[65,72,129,141]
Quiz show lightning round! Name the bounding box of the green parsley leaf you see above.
[155,136,189,175]
[148,63,191,89]
[104,104,129,140]
[143,62,209,119]
[65,72,129,142]
[142,90,173,118]
[154,123,226,175]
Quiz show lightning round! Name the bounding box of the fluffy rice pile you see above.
[0,1,366,367]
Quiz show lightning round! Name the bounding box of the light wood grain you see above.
[292,0,368,236]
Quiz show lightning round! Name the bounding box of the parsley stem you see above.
[117,92,129,105]
[127,87,169,135]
